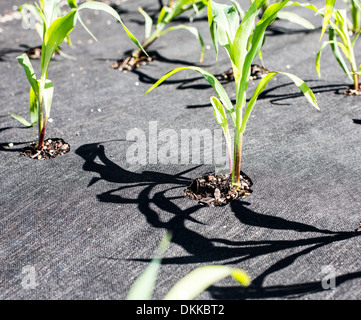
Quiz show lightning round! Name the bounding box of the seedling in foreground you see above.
[12,1,146,152]
[316,8,361,94]
[113,0,208,71]
[126,233,250,300]
[146,0,319,189]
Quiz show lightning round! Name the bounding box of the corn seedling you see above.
[146,0,319,188]
[11,1,146,151]
[316,7,361,93]
[114,0,208,71]
[126,233,250,300]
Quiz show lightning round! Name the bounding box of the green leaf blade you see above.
[164,265,250,300]
[78,1,148,57]
[126,233,172,300]
[9,113,33,127]
[320,0,335,40]
[41,10,77,79]
[17,53,39,96]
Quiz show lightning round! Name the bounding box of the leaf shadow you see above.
[257,80,350,105]
[75,141,360,299]
[0,140,31,153]
[265,25,322,37]
[0,47,25,62]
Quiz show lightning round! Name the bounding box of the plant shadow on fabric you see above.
[76,142,361,299]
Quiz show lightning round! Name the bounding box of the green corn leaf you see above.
[329,27,352,79]
[208,0,218,57]
[139,7,153,39]
[17,53,39,96]
[277,11,315,29]
[41,10,77,79]
[208,0,239,57]
[211,96,228,128]
[231,0,264,80]
[78,1,147,57]
[126,233,172,300]
[320,0,335,40]
[240,71,318,134]
[43,80,54,118]
[231,6,257,67]
[237,0,288,105]
[352,28,361,47]
[67,0,77,9]
[158,25,205,62]
[211,96,233,172]
[9,113,34,127]
[42,0,62,26]
[145,66,235,126]
[352,0,361,11]
[316,39,351,79]
[164,265,250,300]
[230,0,245,19]
[35,2,47,29]
[10,80,39,127]
[157,5,172,24]
[29,85,39,125]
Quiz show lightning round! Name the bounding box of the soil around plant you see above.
[184,172,253,207]
[216,64,270,82]
[344,84,361,96]
[25,46,60,60]
[21,138,70,160]
[110,53,154,72]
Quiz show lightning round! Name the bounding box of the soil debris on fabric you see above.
[21,138,70,160]
[184,172,253,207]
[216,64,269,82]
[26,46,59,60]
[110,54,154,72]
[344,84,361,96]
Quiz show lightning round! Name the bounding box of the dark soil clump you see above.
[217,64,269,82]
[184,172,253,206]
[344,84,361,96]
[21,138,70,160]
[26,46,59,59]
[110,54,154,72]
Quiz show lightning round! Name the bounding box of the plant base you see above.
[184,172,253,207]
[110,54,154,72]
[344,84,361,96]
[216,64,269,83]
[21,138,70,160]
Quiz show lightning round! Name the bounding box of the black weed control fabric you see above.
[0,0,360,300]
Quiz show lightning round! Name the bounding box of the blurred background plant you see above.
[126,233,250,300]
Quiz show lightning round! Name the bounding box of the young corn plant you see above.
[316,8,361,94]
[11,1,146,151]
[146,0,319,188]
[113,0,208,71]
[126,233,250,300]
